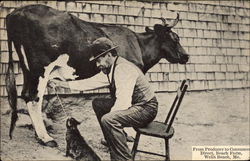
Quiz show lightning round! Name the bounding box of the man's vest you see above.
[107,57,155,106]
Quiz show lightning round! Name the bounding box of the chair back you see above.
[164,80,188,132]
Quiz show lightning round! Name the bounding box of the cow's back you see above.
[6,4,144,78]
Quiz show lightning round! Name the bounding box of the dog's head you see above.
[66,117,81,129]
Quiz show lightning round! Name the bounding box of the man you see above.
[49,37,158,161]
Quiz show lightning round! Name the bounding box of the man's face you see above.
[96,53,112,74]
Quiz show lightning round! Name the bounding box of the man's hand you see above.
[48,79,60,88]
[48,79,70,89]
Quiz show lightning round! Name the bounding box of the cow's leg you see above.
[26,54,75,147]
[26,74,56,146]
[14,43,56,146]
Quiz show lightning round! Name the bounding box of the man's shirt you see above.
[68,56,139,112]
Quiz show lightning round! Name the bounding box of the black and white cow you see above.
[6,4,189,147]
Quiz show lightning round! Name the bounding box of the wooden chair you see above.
[131,80,188,161]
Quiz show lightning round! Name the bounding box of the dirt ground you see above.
[1,88,249,160]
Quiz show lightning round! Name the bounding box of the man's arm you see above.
[49,72,109,91]
[48,79,69,88]
[111,64,138,112]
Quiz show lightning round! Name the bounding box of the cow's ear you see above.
[76,119,81,125]
[145,26,153,33]
[154,24,165,35]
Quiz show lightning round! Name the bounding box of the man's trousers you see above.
[92,97,158,161]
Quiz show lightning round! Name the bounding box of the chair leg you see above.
[165,139,170,161]
[131,133,141,161]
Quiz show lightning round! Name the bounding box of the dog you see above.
[66,117,101,161]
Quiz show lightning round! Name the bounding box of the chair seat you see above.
[134,121,174,139]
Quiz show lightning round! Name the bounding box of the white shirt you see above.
[68,71,109,91]
[68,57,139,112]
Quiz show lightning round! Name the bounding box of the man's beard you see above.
[101,66,111,74]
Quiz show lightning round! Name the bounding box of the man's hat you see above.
[89,37,118,62]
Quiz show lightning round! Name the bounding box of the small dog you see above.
[66,117,101,161]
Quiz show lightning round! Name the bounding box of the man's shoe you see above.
[101,136,134,147]
[101,138,108,147]
[100,139,110,152]
[37,139,58,148]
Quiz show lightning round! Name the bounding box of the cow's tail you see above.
[6,22,18,140]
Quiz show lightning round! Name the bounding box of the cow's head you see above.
[146,13,189,64]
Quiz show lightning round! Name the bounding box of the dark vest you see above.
[107,57,118,101]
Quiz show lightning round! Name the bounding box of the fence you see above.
[0,0,249,96]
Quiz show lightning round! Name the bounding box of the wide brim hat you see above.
[89,37,118,62]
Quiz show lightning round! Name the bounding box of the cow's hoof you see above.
[38,139,58,148]
[45,140,58,147]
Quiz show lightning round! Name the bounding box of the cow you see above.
[6,4,189,147]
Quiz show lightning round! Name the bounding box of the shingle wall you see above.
[0,1,249,96]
